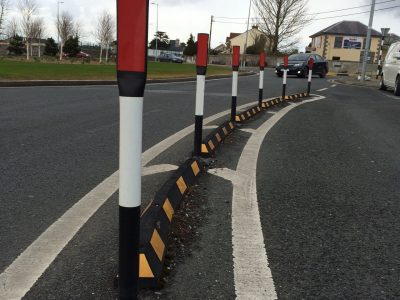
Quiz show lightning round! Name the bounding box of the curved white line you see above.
[0,100,260,300]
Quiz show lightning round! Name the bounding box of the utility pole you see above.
[151,2,159,62]
[208,15,213,55]
[242,0,252,68]
[57,1,64,46]
[361,0,376,82]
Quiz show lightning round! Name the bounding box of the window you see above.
[332,56,341,61]
[334,37,343,48]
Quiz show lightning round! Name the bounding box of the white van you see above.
[380,41,400,96]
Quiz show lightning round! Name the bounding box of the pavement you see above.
[1,69,400,299]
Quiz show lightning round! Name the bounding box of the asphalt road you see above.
[2,69,399,299]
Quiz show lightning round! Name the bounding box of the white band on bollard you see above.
[283,70,287,85]
[119,96,143,208]
[259,70,264,89]
[308,70,313,82]
[232,71,239,97]
[195,75,206,116]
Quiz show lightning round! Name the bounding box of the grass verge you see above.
[0,59,231,80]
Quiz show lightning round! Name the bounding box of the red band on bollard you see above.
[196,33,209,68]
[284,55,288,68]
[117,0,148,72]
[308,57,314,69]
[260,52,265,69]
[232,46,240,68]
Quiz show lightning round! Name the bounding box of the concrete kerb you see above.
[135,91,311,288]
[0,72,255,88]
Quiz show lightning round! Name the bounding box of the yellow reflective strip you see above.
[176,176,187,194]
[235,115,241,122]
[208,140,215,150]
[150,229,165,261]
[229,122,234,129]
[216,133,222,142]
[201,144,208,153]
[223,127,228,135]
[139,254,154,278]
[163,198,174,222]
[191,161,200,176]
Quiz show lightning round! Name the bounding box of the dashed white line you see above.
[240,128,256,134]
[330,84,337,88]
[316,88,329,92]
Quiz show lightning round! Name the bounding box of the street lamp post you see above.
[242,0,252,69]
[151,2,159,62]
[57,1,64,46]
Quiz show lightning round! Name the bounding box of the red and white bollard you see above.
[117,0,148,299]
[282,55,288,101]
[193,33,209,157]
[231,46,240,121]
[307,57,314,96]
[259,51,265,107]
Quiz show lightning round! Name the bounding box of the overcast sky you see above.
[6,0,400,50]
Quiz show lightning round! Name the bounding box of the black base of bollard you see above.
[307,82,311,96]
[259,89,263,107]
[119,206,140,300]
[231,96,237,122]
[282,84,286,101]
[194,115,204,157]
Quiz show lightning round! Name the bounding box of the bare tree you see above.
[95,11,115,63]
[19,0,37,60]
[253,0,311,54]
[57,11,74,60]
[0,0,10,35]
[5,17,18,38]
[31,17,44,57]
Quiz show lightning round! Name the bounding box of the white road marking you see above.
[204,125,219,130]
[0,99,261,300]
[266,111,277,114]
[142,164,178,176]
[240,128,256,134]
[331,84,337,87]
[209,95,325,299]
[316,88,328,92]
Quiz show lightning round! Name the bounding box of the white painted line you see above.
[240,128,256,134]
[204,125,219,130]
[330,84,337,88]
[209,95,326,299]
[0,99,262,300]
[142,164,178,176]
[266,111,277,115]
[316,88,328,92]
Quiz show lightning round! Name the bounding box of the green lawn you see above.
[0,59,231,80]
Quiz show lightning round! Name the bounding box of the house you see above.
[310,21,382,62]
[226,26,269,54]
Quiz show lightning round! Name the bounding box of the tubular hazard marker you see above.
[282,55,288,101]
[259,51,265,107]
[307,58,314,96]
[231,46,240,121]
[117,0,149,299]
[194,33,209,157]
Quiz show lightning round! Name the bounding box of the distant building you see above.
[310,21,382,62]
[226,26,269,54]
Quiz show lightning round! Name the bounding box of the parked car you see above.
[380,41,400,96]
[158,53,184,63]
[76,51,91,58]
[275,53,328,78]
